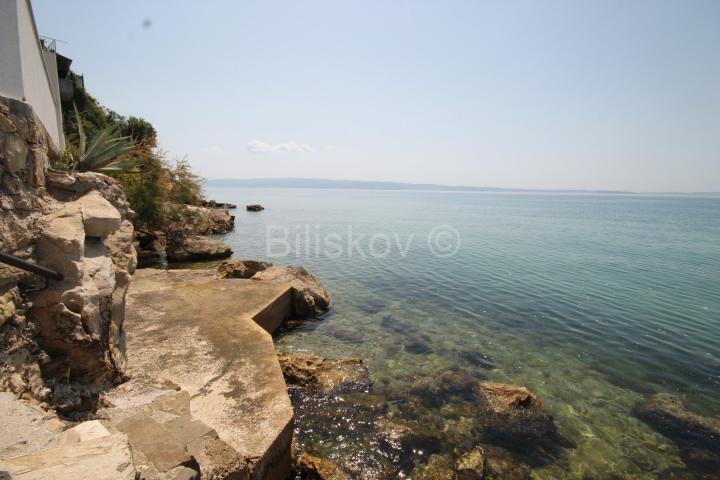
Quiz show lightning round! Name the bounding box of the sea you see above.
[205,187,720,479]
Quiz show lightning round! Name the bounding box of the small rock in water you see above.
[459,349,497,370]
[246,204,264,212]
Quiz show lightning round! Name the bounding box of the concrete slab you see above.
[119,268,295,480]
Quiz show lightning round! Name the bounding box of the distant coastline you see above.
[205,178,635,194]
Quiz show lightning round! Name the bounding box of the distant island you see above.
[205,178,635,194]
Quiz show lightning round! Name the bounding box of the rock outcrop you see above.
[165,203,234,235]
[165,229,232,262]
[217,259,272,279]
[0,95,135,413]
[252,266,331,317]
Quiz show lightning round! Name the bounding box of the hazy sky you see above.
[34,0,719,192]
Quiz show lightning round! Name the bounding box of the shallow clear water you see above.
[207,187,720,479]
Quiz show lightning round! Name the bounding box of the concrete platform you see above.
[115,268,296,479]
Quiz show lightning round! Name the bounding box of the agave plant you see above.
[69,104,138,173]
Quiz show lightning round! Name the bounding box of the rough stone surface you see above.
[411,454,454,480]
[0,95,135,411]
[278,352,369,393]
[477,382,555,448]
[164,203,234,235]
[252,265,331,317]
[296,453,351,480]
[118,268,300,480]
[0,392,64,459]
[165,230,232,262]
[4,432,136,479]
[217,259,272,279]
[456,447,486,480]
[76,190,122,237]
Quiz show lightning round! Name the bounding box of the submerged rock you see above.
[379,315,432,354]
[216,259,272,279]
[633,394,720,450]
[411,454,455,480]
[278,352,369,393]
[252,266,331,317]
[165,230,232,262]
[476,382,556,449]
[295,453,351,480]
[483,445,531,480]
[634,394,720,477]
[456,447,486,480]
[375,418,443,458]
[458,349,497,370]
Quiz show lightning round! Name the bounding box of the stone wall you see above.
[0,95,136,413]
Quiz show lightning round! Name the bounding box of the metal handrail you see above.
[0,252,64,281]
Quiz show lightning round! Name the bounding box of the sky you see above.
[33,0,720,192]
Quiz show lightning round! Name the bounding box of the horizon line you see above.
[203,177,720,196]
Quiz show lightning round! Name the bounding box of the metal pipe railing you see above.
[0,252,64,281]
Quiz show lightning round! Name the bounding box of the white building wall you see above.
[0,0,24,99]
[0,0,64,149]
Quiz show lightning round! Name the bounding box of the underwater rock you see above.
[483,445,531,480]
[321,324,365,344]
[410,369,480,400]
[216,259,272,279]
[375,418,443,458]
[379,315,432,354]
[458,349,497,370]
[277,352,369,393]
[456,446,486,480]
[634,394,720,478]
[633,394,720,450]
[253,266,331,317]
[295,453,351,480]
[476,383,556,449]
[356,297,385,315]
[411,454,455,480]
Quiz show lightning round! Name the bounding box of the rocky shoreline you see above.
[2,95,718,480]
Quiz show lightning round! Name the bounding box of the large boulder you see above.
[252,266,330,317]
[216,259,271,279]
[165,230,232,262]
[277,352,369,393]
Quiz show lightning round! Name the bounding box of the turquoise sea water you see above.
[207,188,720,479]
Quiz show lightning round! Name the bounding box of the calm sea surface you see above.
[207,187,720,479]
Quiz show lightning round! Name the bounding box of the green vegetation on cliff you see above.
[60,73,204,229]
